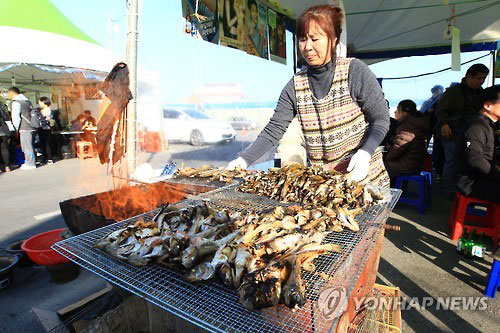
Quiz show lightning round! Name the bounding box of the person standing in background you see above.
[8,87,36,170]
[420,85,444,113]
[84,110,97,127]
[0,102,13,172]
[436,64,489,197]
[38,97,54,164]
[421,84,445,181]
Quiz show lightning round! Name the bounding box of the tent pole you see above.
[293,32,297,73]
[126,0,138,177]
[490,50,496,86]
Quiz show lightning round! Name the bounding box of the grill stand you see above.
[336,229,384,332]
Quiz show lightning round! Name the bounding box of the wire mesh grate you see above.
[53,188,401,333]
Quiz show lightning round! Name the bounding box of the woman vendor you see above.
[227,5,390,187]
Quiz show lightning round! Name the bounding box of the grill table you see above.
[53,187,401,333]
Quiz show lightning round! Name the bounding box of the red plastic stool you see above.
[76,141,94,159]
[449,193,500,245]
[422,153,433,172]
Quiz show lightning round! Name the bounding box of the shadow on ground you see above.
[0,216,108,333]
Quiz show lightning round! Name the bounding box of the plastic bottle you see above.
[473,231,486,259]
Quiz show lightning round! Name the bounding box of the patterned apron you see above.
[294,57,390,188]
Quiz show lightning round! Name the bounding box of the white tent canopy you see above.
[0,26,119,87]
[265,0,499,61]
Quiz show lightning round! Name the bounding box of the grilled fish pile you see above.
[94,201,379,310]
[174,165,252,183]
[237,164,384,208]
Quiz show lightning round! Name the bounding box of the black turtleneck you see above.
[241,58,390,166]
[307,60,336,100]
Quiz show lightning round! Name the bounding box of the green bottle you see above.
[464,229,475,259]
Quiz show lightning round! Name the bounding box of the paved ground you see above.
[0,133,498,332]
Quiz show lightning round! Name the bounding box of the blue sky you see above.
[50,0,492,106]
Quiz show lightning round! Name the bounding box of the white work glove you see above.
[226,157,248,170]
[346,149,371,182]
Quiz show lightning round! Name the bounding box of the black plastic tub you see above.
[0,254,19,289]
[6,239,33,267]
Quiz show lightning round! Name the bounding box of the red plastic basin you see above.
[21,228,70,266]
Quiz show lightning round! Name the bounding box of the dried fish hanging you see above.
[96,62,133,165]
[96,63,133,185]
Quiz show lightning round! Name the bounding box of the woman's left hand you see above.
[347,149,371,182]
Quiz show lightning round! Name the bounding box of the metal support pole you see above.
[489,50,495,86]
[126,0,138,177]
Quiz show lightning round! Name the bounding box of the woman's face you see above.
[250,4,258,23]
[38,100,47,108]
[299,21,333,67]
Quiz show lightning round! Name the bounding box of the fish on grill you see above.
[94,166,384,311]
[174,165,253,183]
[237,164,384,208]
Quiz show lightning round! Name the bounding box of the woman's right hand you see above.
[226,157,248,170]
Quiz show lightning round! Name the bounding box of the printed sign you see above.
[268,9,286,64]
[219,0,247,50]
[182,0,219,44]
[245,0,268,59]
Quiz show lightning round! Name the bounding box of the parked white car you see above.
[162,109,236,146]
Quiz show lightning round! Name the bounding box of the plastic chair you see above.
[395,172,432,214]
[75,141,94,159]
[449,193,500,245]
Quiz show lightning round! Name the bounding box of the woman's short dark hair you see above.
[479,85,500,108]
[39,96,51,107]
[247,0,257,9]
[466,63,489,77]
[297,5,343,59]
[398,100,418,115]
[7,87,20,94]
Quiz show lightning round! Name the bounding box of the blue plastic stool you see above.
[14,147,24,166]
[485,259,500,298]
[395,172,432,214]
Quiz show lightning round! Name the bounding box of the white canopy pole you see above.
[336,0,347,58]
[126,0,138,177]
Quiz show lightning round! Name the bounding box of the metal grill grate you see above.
[53,188,401,333]
[184,184,296,213]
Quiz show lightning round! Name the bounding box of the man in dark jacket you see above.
[384,100,429,185]
[436,64,489,196]
[0,103,13,172]
[456,85,500,203]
